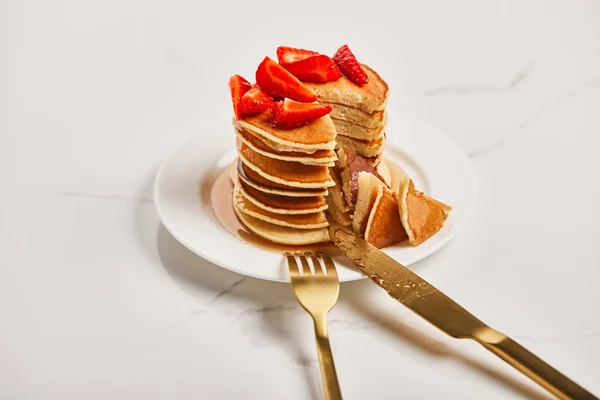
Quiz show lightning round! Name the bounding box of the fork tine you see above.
[306,252,324,275]
[318,252,338,278]
[285,252,300,277]
[298,253,312,275]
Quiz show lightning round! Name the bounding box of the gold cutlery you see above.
[328,223,597,400]
[286,252,343,400]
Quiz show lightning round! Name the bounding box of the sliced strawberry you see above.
[270,98,332,129]
[333,45,369,86]
[256,57,316,102]
[282,55,342,83]
[277,46,320,65]
[228,74,252,119]
[240,86,273,115]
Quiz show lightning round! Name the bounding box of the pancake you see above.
[303,64,389,113]
[352,172,384,236]
[331,117,386,141]
[338,146,387,204]
[398,179,452,246]
[236,109,336,151]
[234,198,330,245]
[236,127,336,166]
[239,180,328,214]
[328,167,353,213]
[364,185,408,248]
[325,102,387,129]
[234,185,328,229]
[335,134,385,158]
[239,143,335,188]
[326,195,353,226]
[238,160,328,197]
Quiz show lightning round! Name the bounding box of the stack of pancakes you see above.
[231,110,338,245]
[303,64,388,164]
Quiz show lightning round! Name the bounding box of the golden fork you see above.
[286,252,342,400]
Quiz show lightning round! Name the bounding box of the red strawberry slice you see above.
[282,55,342,83]
[228,74,252,119]
[276,46,320,65]
[333,45,369,86]
[256,57,316,102]
[240,86,273,115]
[270,98,332,129]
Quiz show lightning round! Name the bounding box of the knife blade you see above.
[328,223,597,400]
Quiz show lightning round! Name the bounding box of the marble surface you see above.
[1,1,599,399]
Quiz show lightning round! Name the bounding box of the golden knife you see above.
[329,223,597,400]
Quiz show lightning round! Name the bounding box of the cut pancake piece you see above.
[234,185,328,229]
[398,179,452,246]
[239,143,335,188]
[236,109,336,152]
[239,180,328,214]
[328,167,353,213]
[325,103,387,129]
[238,160,327,197]
[234,200,330,245]
[331,117,386,141]
[335,134,385,158]
[303,64,389,113]
[326,195,353,227]
[338,146,387,204]
[352,172,384,236]
[364,185,408,248]
[236,128,336,166]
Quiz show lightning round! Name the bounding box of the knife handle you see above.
[473,329,597,400]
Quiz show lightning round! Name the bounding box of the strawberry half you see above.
[270,98,332,129]
[276,46,320,65]
[240,86,273,116]
[333,45,369,86]
[256,57,316,102]
[282,55,342,83]
[228,74,252,119]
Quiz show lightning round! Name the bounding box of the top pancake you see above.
[303,64,389,114]
[236,109,336,151]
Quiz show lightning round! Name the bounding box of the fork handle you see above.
[474,333,597,400]
[313,314,342,400]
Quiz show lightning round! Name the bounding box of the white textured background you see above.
[1,1,599,399]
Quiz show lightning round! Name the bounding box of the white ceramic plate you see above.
[154,114,477,282]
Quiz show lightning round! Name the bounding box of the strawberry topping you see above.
[228,75,252,119]
[270,98,332,129]
[256,57,316,102]
[282,55,342,83]
[333,45,369,86]
[276,46,320,65]
[240,86,273,116]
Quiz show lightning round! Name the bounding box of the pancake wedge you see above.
[233,198,330,245]
[331,118,386,141]
[338,146,387,204]
[239,144,335,188]
[352,172,384,236]
[398,179,452,246]
[326,195,353,226]
[234,185,328,229]
[303,64,389,113]
[325,103,387,129]
[365,186,408,248]
[236,110,336,151]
